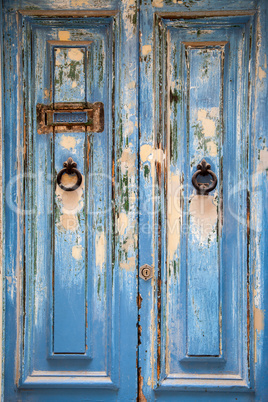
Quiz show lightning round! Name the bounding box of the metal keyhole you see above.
[143,268,150,277]
[139,264,153,281]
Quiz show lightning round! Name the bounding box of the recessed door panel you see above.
[22,16,114,385]
[162,13,253,387]
[138,8,263,400]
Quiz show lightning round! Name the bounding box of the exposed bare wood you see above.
[18,10,119,17]
[157,10,256,19]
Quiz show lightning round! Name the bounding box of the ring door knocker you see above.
[57,157,82,192]
[192,159,217,195]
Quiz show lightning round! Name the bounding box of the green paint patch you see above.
[68,61,80,82]
[192,121,214,153]
[199,51,211,77]
[170,120,178,164]
[120,173,129,213]
[170,88,182,104]
[97,275,101,300]
[143,164,150,180]
[98,42,104,85]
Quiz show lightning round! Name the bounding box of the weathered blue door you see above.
[2,1,139,400]
[2,0,268,401]
[138,1,268,401]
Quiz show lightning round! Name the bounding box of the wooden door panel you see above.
[19,14,116,388]
[139,2,267,401]
[3,2,139,400]
[157,14,254,387]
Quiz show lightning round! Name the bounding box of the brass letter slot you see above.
[36,102,104,134]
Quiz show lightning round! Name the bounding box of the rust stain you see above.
[85,301,88,329]
[137,293,143,309]
[138,321,142,346]
[156,161,162,383]
[138,367,147,402]
[87,136,91,169]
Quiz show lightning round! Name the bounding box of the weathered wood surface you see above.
[138,1,267,401]
[1,0,268,401]
[2,0,139,400]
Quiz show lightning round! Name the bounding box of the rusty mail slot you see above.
[36,102,104,134]
[52,111,88,124]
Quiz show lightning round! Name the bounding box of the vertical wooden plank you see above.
[54,47,86,103]
[253,0,268,399]
[116,0,139,399]
[139,1,158,398]
[53,46,86,353]
[187,46,222,356]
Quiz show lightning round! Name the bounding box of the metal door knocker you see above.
[57,157,82,192]
[192,159,217,195]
